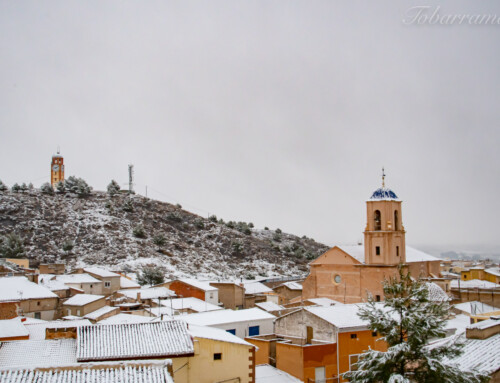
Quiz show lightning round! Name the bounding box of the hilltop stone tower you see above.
[50,149,65,187]
[363,169,406,265]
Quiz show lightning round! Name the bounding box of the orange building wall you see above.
[276,343,304,381]
[168,281,205,301]
[303,343,337,382]
[245,338,271,365]
[338,330,387,382]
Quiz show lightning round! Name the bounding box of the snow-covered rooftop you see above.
[83,267,120,278]
[177,279,218,292]
[485,267,500,277]
[451,279,500,289]
[189,324,254,347]
[256,301,284,312]
[98,313,154,325]
[63,294,105,306]
[118,287,176,300]
[305,304,373,332]
[0,277,58,301]
[242,281,273,294]
[38,274,70,291]
[84,305,118,321]
[426,282,450,302]
[256,364,302,382]
[159,297,222,313]
[0,339,77,368]
[0,318,29,340]
[77,321,194,361]
[279,282,303,291]
[183,308,275,327]
[146,306,177,318]
[306,297,343,307]
[335,245,441,264]
[443,332,500,374]
[24,319,92,340]
[467,318,500,330]
[444,314,472,334]
[454,301,499,315]
[0,360,174,383]
[120,276,140,289]
[55,273,102,284]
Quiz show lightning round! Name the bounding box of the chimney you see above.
[136,292,141,302]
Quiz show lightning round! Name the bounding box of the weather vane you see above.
[382,167,386,188]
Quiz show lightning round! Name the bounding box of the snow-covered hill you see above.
[0,190,329,279]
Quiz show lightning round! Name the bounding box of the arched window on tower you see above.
[374,210,381,231]
[394,210,399,231]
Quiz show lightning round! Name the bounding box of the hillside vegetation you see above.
[0,189,329,279]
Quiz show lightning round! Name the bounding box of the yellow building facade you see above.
[172,332,256,383]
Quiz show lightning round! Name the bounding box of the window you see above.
[34,312,41,319]
[464,275,467,279]
[349,354,360,371]
[334,274,341,284]
[226,329,236,335]
[376,295,381,302]
[105,282,111,288]
[249,325,260,336]
[374,210,381,230]
[372,331,378,337]
[394,210,399,230]
[396,246,399,257]
[77,309,81,316]
[376,246,380,255]
[90,284,93,288]
[213,353,222,360]
[350,333,357,339]
[37,301,40,306]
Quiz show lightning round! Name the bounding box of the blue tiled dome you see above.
[370,187,398,200]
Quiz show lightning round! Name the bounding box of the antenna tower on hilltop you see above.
[128,164,134,194]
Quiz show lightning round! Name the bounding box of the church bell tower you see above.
[50,148,65,187]
[364,169,406,265]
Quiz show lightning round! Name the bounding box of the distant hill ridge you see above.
[0,190,329,279]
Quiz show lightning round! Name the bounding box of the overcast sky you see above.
[1,1,499,250]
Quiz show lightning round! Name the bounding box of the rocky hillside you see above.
[0,190,329,279]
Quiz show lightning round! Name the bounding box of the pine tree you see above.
[65,176,92,197]
[11,183,20,193]
[20,183,28,192]
[0,180,7,192]
[137,266,165,286]
[343,267,489,383]
[40,182,54,195]
[62,239,75,255]
[153,234,166,251]
[0,233,25,258]
[56,181,66,193]
[107,180,121,196]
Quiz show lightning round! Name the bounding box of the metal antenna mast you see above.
[128,164,134,194]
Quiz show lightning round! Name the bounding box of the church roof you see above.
[334,245,441,264]
[369,187,399,201]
